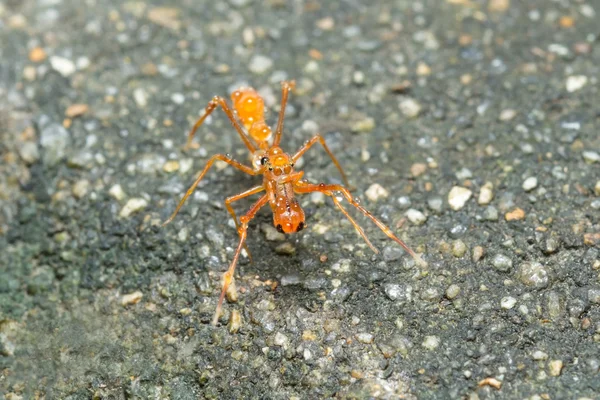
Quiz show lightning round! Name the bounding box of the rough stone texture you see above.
[1,1,599,399]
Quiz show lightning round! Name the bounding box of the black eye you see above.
[260,157,268,166]
[296,222,304,232]
[276,224,284,233]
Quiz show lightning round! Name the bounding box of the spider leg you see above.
[213,194,269,326]
[294,181,427,267]
[292,134,351,188]
[225,185,265,262]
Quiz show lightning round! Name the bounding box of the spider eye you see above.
[260,157,268,166]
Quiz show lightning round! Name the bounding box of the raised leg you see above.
[273,80,296,146]
[213,194,269,326]
[292,134,350,187]
[185,96,257,153]
[162,154,256,226]
[225,185,265,262]
[294,182,427,267]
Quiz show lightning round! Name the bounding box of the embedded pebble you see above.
[275,242,295,255]
[472,246,485,262]
[446,284,460,299]
[483,206,499,221]
[397,196,411,209]
[121,291,143,306]
[365,183,389,201]
[582,151,600,164]
[119,198,148,218]
[249,55,273,75]
[456,167,473,180]
[478,182,494,205]
[50,56,76,77]
[532,350,548,361]
[356,333,374,344]
[109,184,126,201]
[72,180,90,199]
[133,88,148,107]
[505,207,526,221]
[228,310,242,334]
[452,240,467,257]
[422,335,440,350]
[261,223,285,241]
[274,332,289,347]
[588,288,600,304]
[384,283,412,303]
[519,262,549,289]
[501,296,517,309]
[350,117,375,133]
[594,181,600,196]
[492,254,513,272]
[522,177,538,192]
[565,75,588,92]
[427,197,443,213]
[405,209,427,225]
[548,360,563,377]
[18,142,39,164]
[399,98,422,118]
[40,123,70,166]
[448,186,472,210]
[410,163,427,177]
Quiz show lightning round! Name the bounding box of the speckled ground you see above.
[1,0,599,399]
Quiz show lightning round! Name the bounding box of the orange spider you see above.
[163,80,427,325]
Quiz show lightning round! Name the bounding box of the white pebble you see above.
[566,75,588,92]
[399,98,422,118]
[500,296,517,309]
[448,186,472,210]
[522,177,538,192]
[134,88,148,107]
[532,350,548,361]
[119,198,148,218]
[405,208,427,225]
[248,55,273,75]
[171,93,185,104]
[478,182,494,205]
[109,184,126,201]
[121,290,143,306]
[50,56,76,77]
[422,335,440,350]
[583,151,600,164]
[365,183,389,201]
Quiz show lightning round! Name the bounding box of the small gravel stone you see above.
[582,151,600,164]
[249,55,273,75]
[532,350,548,361]
[72,180,90,199]
[133,88,148,107]
[565,75,588,92]
[261,223,285,241]
[397,196,411,209]
[382,246,404,262]
[405,208,427,225]
[422,335,440,350]
[119,198,148,218]
[365,183,389,201]
[275,242,295,255]
[171,93,185,104]
[356,333,374,344]
[50,55,76,77]
[399,98,422,118]
[446,284,460,299]
[519,262,549,289]
[427,196,443,212]
[121,291,143,306]
[410,163,427,177]
[522,177,538,192]
[228,310,242,334]
[483,206,499,221]
[548,360,563,377]
[384,283,412,303]
[40,123,70,166]
[109,184,126,201]
[505,207,526,221]
[350,117,375,133]
[492,254,513,272]
[274,332,289,347]
[456,167,473,180]
[588,288,600,304]
[478,182,494,205]
[18,142,39,164]
[594,181,600,196]
[472,246,485,262]
[448,186,472,210]
[501,296,517,309]
[452,240,467,257]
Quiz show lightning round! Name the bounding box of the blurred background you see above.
[1,0,599,398]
